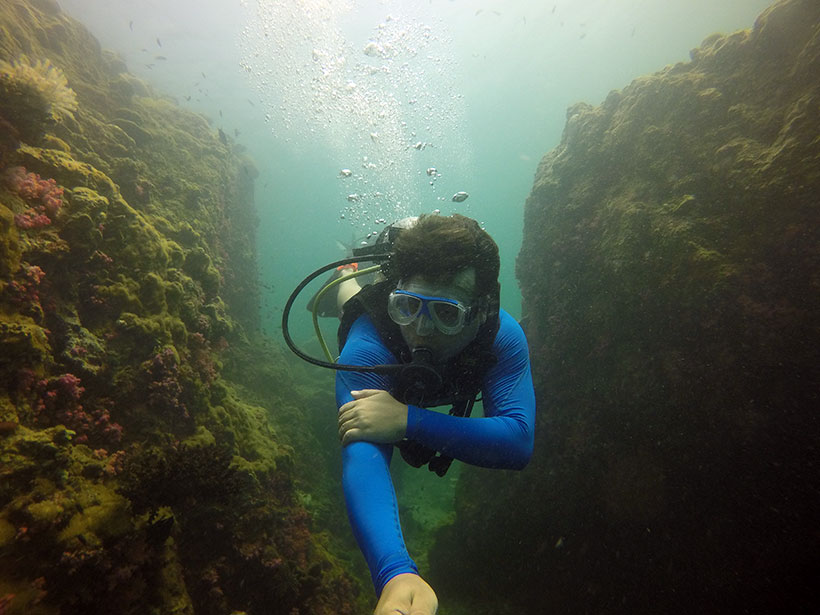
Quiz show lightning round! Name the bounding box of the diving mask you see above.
[387,289,473,335]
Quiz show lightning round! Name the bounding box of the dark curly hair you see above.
[386,214,500,302]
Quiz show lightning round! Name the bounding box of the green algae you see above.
[57,483,131,545]
[0,201,22,278]
[0,0,366,612]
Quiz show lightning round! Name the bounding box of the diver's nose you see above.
[414,314,435,336]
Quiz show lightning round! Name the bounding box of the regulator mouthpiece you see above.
[396,347,442,406]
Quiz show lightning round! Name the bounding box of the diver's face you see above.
[397,268,484,362]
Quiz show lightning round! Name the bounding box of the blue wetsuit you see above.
[335,308,536,594]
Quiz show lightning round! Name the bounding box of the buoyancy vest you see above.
[337,280,501,475]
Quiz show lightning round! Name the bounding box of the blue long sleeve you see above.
[336,317,418,594]
[335,309,536,595]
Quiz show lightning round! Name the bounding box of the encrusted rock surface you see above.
[432,1,819,613]
[1,1,366,613]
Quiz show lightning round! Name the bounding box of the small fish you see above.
[347,193,360,202]
[234,128,240,137]
[155,55,167,60]
[129,20,134,31]
[184,95,191,101]
[426,167,437,176]
[452,191,469,202]
[156,37,162,47]
[202,72,207,78]
[219,109,222,117]
[339,169,352,178]
[247,98,255,106]
[145,64,154,69]
[218,128,227,144]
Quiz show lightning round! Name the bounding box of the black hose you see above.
[280,255,404,374]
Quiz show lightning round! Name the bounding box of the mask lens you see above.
[430,301,463,329]
[388,291,422,325]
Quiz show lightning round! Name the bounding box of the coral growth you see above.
[0,1,364,612]
[4,262,46,320]
[142,347,191,425]
[34,373,123,446]
[0,55,78,121]
[119,441,243,517]
[3,166,63,229]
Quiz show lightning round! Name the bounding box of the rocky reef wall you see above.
[431,0,818,613]
[0,1,365,613]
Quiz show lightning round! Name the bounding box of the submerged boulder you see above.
[432,0,819,613]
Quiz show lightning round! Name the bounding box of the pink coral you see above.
[3,166,64,229]
[35,374,123,445]
[145,348,189,421]
[7,262,46,308]
[14,211,52,229]
[188,332,218,384]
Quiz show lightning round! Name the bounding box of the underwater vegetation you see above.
[430,0,819,613]
[0,55,78,144]
[0,1,367,613]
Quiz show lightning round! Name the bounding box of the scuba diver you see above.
[283,213,535,615]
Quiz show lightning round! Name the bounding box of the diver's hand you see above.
[338,389,408,446]
[374,573,438,615]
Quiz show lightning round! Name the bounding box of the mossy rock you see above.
[113,108,143,124]
[0,68,54,142]
[165,241,184,267]
[0,200,22,278]
[101,204,172,273]
[172,221,200,247]
[139,272,167,314]
[60,212,101,255]
[67,186,109,215]
[114,312,186,351]
[202,298,234,338]
[0,516,15,548]
[0,315,51,374]
[41,135,71,152]
[111,118,151,146]
[57,483,131,545]
[183,246,220,297]
[94,275,142,314]
[163,279,185,314]
[58,313,106,376]
[17,144,119,200]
